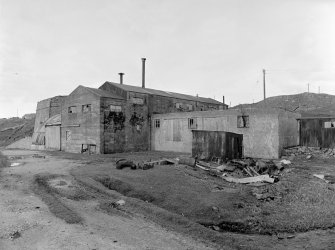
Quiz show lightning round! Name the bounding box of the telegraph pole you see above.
[263,69,266,100]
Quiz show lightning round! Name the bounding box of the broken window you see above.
[110,105,122,113]
[68,106,77,113]
[154,119,160,128]
[188,118,196,129]
[65,131,71,140]
[82,104,91,113]
[324,121,335,128]
[237,115,249,128]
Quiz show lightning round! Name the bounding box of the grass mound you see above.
[32,174,83,224]
[96,176,157,202]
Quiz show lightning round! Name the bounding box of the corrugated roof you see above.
[103,82,223,105]
[85,87,125,100]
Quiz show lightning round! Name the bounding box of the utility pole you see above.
[263,69,266,100]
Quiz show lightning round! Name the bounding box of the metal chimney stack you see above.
[119,73,124,85]
[141,58,146,88]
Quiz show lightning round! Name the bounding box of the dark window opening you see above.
[68,106,77,113]
[237,115,249,128]
[188,118,196,129]
[82,104,91,113]
[155,119,160,128]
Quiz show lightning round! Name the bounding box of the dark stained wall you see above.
[101,97,126,153]
[300,118,335,148]
[124,92,150,151]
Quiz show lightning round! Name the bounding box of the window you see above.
[175,103,182,109]
[110,105,122,112]
[188,118,196,129]
[186,104,193,111]
[68,106,77,113]
[82,104,91,113]
[66,131,71,141]
[131,97,144,105]
[324,121,335,128]
[154,119,160,128]
[237,115,249,128]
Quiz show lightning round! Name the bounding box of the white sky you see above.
[1,0,335,118]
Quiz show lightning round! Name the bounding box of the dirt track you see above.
[0,150,213,250]
[1,149,335,250]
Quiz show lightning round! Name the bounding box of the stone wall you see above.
[61,87,102,153]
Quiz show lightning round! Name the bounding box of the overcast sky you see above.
[1,0,335,118]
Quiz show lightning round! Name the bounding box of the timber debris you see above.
[178,157,290,184]
[116,158,176,170]
[283,146,335,159]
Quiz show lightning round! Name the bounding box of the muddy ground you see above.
[1,149,335,249]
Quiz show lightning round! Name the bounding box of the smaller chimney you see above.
[141,58,146,88]
[222,95,225,104]
[119,73,124,85]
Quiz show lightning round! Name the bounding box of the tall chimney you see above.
[222,95,225,104]
[119,73,124,85]
[141,58,146,88]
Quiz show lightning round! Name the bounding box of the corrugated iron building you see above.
[298,117,335,148]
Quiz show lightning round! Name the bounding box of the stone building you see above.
[33,82,225,154]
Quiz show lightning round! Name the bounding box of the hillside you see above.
[235,92,335,117]
[0,115,35,147]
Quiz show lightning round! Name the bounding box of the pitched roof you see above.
[103,82,223,105]
[84,86,124,100]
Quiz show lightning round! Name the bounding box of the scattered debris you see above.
[109,199,126,208]
[32,154,45,159]
[313,174,335,184]
[284,146,335,159]
[9,156,22,160]
[116,159,137,170]
[116,199,125,206]
[9,231,21,240]
[280,159,291,165]
[178,157,196,167]
[10,162,20,167]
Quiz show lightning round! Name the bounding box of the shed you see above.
[298,117,335,148]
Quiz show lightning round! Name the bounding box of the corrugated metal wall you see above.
[300,118,335,148]
[192,130,243,160]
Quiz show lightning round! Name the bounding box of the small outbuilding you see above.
[151,108,300,159]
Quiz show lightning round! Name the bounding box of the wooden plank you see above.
[222,174,274,184]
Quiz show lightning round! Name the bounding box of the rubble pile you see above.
[283,146,335,159]
[190,158,291,184]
